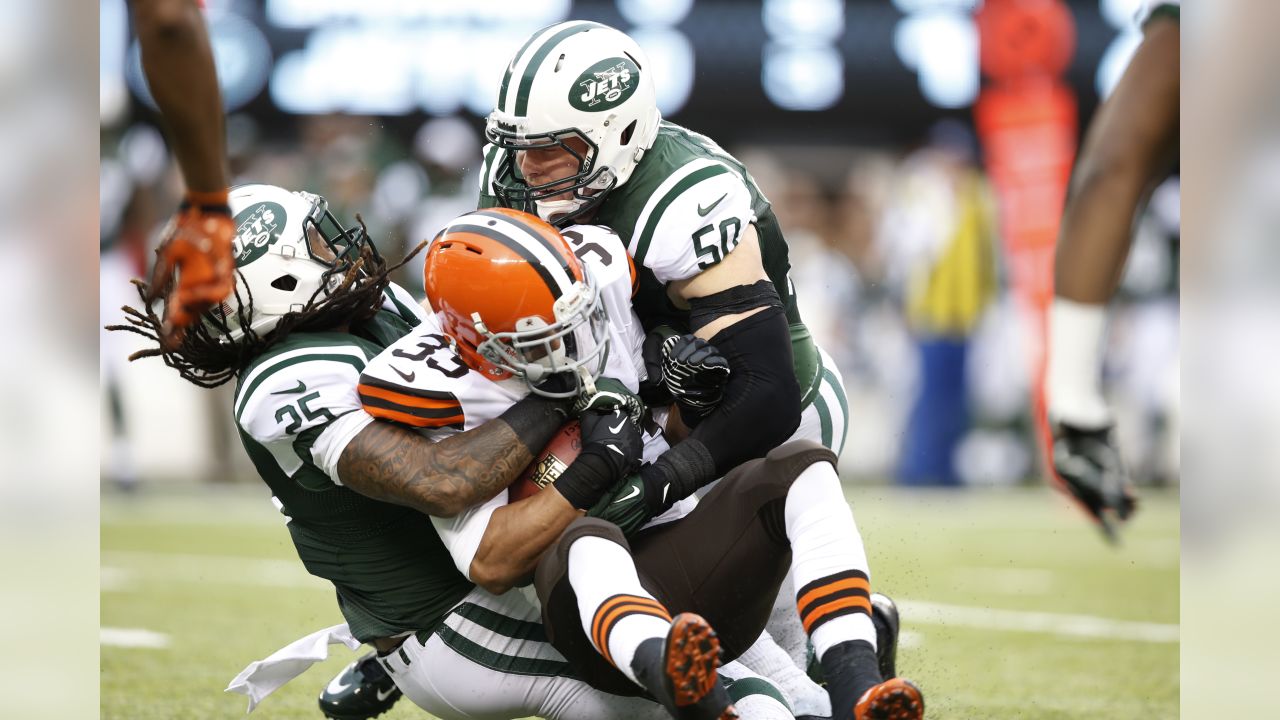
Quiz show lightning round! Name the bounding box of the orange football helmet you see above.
[423,208,609,397]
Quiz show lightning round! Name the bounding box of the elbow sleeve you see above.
[688,305,801,475]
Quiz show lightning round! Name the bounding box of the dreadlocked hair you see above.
[107,222,428,389]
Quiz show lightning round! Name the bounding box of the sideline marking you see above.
[900,599,1178,643]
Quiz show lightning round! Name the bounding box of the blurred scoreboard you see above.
[101,0,1145,146]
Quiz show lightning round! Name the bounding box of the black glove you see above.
[572,377,647,426]
[1051,422,1138,543]
[661,334,731,422]
[639,326,679,406]
[553,407,643,510]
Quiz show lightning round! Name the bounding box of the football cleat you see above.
[870,592,900,680]
[318,652,402,720]
[633,613,738,720]
[854,677,925,720]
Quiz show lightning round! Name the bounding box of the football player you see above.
[110,186,687,720]
[132,0,237,344]
[1046,0,1178,541]
[352,211,923,720]
[477,21,861,706]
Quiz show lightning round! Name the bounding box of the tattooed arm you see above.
[336,394,571,517]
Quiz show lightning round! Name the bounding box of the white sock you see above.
[1047,298,1112,428]
[719,660,796,720]
[784,461,878,660]
[735,631,831,718]
[567,536,671,686]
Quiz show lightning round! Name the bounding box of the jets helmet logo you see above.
[570,57,640,112]
[232,201,288,266]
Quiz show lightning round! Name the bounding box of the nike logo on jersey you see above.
[392,366,416,383]
[375,686,397,702]
[612,484,641,504]
[608,418,627,434]
[270,381,307,395]
[697,194,727,217]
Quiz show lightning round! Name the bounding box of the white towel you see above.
[225,623,362,713]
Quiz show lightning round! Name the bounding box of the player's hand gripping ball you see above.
[509,421,582,502]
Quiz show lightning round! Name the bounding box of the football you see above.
[509,420,582,502]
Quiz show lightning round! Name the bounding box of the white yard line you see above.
[101,627,170,649]
[102,552,1177,644]
[899,599,1178,643]
[101,551,327,590]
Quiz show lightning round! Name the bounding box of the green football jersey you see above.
[479,120,822,403]
[232,285,473,642]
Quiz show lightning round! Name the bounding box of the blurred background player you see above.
[131,0,235,342]
[1046,0,1179,539]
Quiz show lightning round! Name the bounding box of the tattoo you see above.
[337,418,535,517]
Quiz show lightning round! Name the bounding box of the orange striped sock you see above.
[590,593,672,672]
[796,569,871,636]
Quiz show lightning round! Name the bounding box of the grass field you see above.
[102,484,1178,719]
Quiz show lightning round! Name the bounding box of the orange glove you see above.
[145,189,236,346]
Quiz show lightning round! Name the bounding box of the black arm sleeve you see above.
[690,304,802,474]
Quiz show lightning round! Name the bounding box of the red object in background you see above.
[973,0,1077,478]
[508,421,582,503]
[975,0,1076,81]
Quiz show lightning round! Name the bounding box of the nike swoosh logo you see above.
[375,686,397,701]
[661,483,671,504]
[270,380,307,395]
[608,418,627,434]
[612,485,641,504]
[392,366,416,383]
[697,194,727,217]
[325,675,352,695]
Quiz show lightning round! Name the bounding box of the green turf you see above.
[102,485,1178,719]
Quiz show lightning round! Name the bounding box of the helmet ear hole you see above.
[271,275,299,291]
[620,120,636,146]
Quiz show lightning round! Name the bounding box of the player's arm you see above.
[1046,15,1176,539]
[634,171,802,505]
[131,0,237,340]
[336,408,557,518]
[1054,16,1179,308]
[131,0,227,193]
[467,406,643,594]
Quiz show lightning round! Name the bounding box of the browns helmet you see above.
[423,208,609,397]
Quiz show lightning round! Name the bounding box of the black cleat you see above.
[318,652,402,720]
[632,613,738,720]
[870,592,899,680]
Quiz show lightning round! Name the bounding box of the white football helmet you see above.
[207,184,375,342]
[486,21,662,226]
